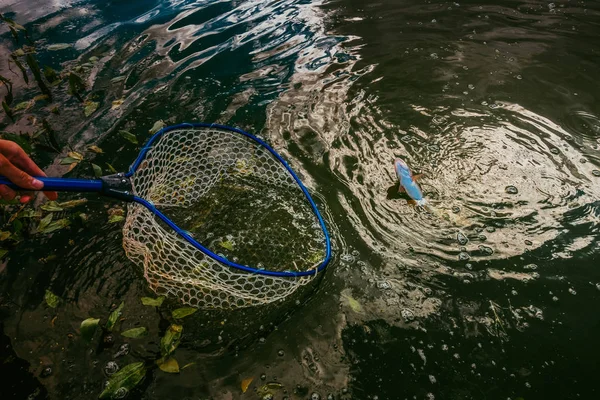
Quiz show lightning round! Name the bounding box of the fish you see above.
[394,158,426,206]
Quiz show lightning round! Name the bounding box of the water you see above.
[1,0,600,398]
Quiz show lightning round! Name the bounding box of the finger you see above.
[2,143,57,200]
[20,194,32,203]
[0,184,17,201]
[0,154,44,191]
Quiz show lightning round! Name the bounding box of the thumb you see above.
[0,154,44,190]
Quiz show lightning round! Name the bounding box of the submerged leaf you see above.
[83,100,98,117]
[13,100,32,111]
[342,293,363,313]
[47,43,71,51]
[105,302,124,332]
[59,199,87,208]
[149,120,166,135]
[41,218,70,234]
[60,156,81,165]
[121,327,148,338]
[241,378,253,393]
[37,213,53,232]
[219,241,234,251]
[141,296,165,307]
[119,130,138,145]
[67,151,84,161]
[111,99,124,110]
[87,145,103,153]
[111,76,126,83]
[40,201,63,212]
[160,324,183,357]
[99,362,146,399]
[0,249,8,259]
[106,163,117,173]
[171,307,197,319]
[158,357,179,373]
[92,163,102,178]
[108,215,124,224]
[0,231,11,241]
[44,289,60,308]
[80,318,100,342]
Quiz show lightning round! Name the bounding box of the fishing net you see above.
[122,125,329,309]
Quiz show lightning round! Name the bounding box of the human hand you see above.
[0,139,58,203]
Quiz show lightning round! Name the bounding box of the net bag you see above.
[122,124,330,309]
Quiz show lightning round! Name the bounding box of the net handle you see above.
[127,122,332,278]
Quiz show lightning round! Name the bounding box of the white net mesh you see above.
[122,127,327,309]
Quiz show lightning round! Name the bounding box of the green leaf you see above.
[47,43,71,51]
[149,120,166,135]
[0,232,11,241]
[219,241,234,251]
[41,218,70,234]
[172,307,197,319]
[13,101,31,111]
[0,249,8,259]
[83,100,98,117]
[158,357,179,373]
[108,215,124,224]
[67,72,85,97]
[60,156,81,165]
[141,296,165,307]
[342,293,362,313]
[119,130,138,145]
[80,318,100,342]
[44,289,60,308]
[92,163,102,178]
[37,213,53,232]
[10,56,28,84]
[40,201,63,212]
[106,163,117,173]
[99,362,146,399]
[43,66,59,84]
[2,101,14,122]
[121,327,148,338]
[105,302,124,332]
[160,324,183,357]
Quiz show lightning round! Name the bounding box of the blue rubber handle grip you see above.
[0,176,104,192]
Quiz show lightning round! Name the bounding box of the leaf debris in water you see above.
[40,201,63,212]
[59,199,87,208]
[83,100,98,117]
[119,130,138,145]
[92,163,102,178]
[44,289,60,308]
[87,145,103,153]
[108,215,125,224]
[341,292,363,313]
[219,241,234,251]
[80,318,100,342]
[99,362,146,399]
[157,357,179,373]
[111,99,125,110]
[121,327,148,338]
[40,218,70,234]
[160,324,183,357]
[171,307,197,319]
[141,296,165,307]
[149,120,166,135]
[47,43,71,51]
[241,378,253,393]
[105,302,124,332]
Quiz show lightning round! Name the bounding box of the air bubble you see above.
[311,393,321,400]
[468,84,475,90]
[452,206,461,213]
[505,186,518,194]
[592,170,600,177]
[516,75,522,80]
[457,232,469,245]
[550,148,560,154]
[104,361,119,375]
[568,288,577,295]
[278,350,285,357]
[401,309,415,321]
[458,252,470,261]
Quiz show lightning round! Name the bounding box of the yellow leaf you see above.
[158,357,179,373]
[241,378,253,393]
[87,145,103,154]
[111,99,125,110]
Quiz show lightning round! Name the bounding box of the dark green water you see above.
[1,0,600,399]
